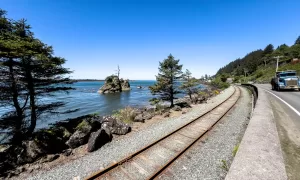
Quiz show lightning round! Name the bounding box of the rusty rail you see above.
[86,86,241,180]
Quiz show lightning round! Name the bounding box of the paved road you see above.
[255,84,300,180]
[256,84,300,114]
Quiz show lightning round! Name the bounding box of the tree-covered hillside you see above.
[216,36,300,82]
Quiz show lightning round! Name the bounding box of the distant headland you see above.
[72,79,105,82]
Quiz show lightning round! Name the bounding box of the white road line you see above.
[264,90,300,117]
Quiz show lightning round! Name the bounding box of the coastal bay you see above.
[0,80,156,129]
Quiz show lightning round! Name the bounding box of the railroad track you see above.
[86,86,241,180]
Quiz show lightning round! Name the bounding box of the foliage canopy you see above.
[149,54,183,107]
[0,9,73,143]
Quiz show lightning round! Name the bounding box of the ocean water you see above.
[0,81,157,129]
[0,80,204,129]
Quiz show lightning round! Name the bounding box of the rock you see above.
[134,114,144,123]
[146,106,156,113]
[98,75,123,94]
[162,112,170,117]
[101,116,131,135]
[182,110,187,114]
[17,140,45,164]
[66,120,92,149]
[198,96,207,103]
[87,127,112,152]
[66,130,90,149]
[62,149,72,156]
[175,101,191,108]
[191,94,199,102]
[16,166,25,173]
[39,154,60,163]
[0,144,11,153]
[34,128,69,153]
[121,79,131,91]
[143,112,154,120]
[172,105,182,111]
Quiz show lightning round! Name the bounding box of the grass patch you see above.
[221,159,229,171]
[232,144,240,157]
[113,106,136,124]
[75,120,89,131]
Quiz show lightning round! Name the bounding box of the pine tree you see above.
[262,44,274,56]
[180,69,199,102]
[0,9,74,143]
[149,54,183,107]
[295,36,300,45]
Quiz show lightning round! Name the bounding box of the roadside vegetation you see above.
[210,75,230,90]
[216,36,300,83]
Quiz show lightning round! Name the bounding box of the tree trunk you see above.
[170,80,174,107]
[8,58,24,143]
[25,61,37,137]
[188,90,192,103]
[170,68,174,107]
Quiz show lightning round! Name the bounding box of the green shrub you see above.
[149,98,160,105]
[255,71,263,78]
[211,78,229,90]
[113,106,136,124]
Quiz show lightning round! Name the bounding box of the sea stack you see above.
[98,75,130,94]
[121,78,130,91]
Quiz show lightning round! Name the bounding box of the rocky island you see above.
[98,75,130,94]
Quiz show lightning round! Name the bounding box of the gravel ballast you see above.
[157,86,252,180]
[26,87,236,180]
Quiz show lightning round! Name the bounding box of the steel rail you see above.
[150,87,241,179]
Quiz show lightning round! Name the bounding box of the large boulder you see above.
[34,129,68,154]
[87,127,112,152]
[133,114,144,123]
[143,112,154,120]
[66,120,92,149]
[101,116,131,135]
[17,140,45,164]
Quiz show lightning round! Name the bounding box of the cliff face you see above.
[98,76,130,94]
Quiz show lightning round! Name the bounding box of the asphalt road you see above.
[256,84,300,114]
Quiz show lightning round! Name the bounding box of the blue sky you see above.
[1,0,300,79]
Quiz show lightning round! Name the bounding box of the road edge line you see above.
[264,90,300,116]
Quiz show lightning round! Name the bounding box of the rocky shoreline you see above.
[0,86,219,179]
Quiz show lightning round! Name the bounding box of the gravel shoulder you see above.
[157,86,251,180]
[26,86,235,180]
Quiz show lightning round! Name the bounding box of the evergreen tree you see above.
[295,36,300,45]
[204,74,208,80]
[180,69,199,102]
[149,54,182,107]
[0,9,73,143]
[262,44,274,56]
[289,44,300,58]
